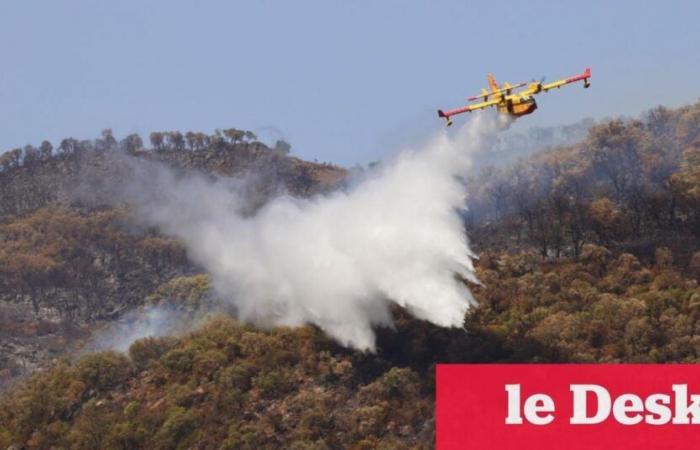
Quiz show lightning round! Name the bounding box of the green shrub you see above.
[193,348,227,380]
[289,439,331,450]
[76,352,133,392]
[252,368,295,398]
[162,348,195,373]
[129,336,176,371]
[104,421,148,450]
[153,406,197,450]
[216,362,257,391]
[147,274,210,309]
[123,401,141,420]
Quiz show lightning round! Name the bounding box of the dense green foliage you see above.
[467,246,700,363]
[1,247,698,449]
[0,319,431,449]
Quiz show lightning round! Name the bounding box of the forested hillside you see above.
[466,104,700,262]
[1,103,700,449]
[0,128,345,387]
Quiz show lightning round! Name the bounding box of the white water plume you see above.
[110,113,510,350]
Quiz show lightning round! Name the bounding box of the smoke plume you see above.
[99,114,508,350]
[89,305,192,353]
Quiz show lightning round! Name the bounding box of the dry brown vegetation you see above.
[1,104,700,448]
[0,127,346,387]
[1,244,698,449]
[467,103,700,263]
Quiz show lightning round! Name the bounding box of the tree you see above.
[59,138,79,155]
[97,129,117,152]
[129,336,174,371]
[22,145,39,165]
[39,141,53,159]
[121,134,144,155]
[153,407,198,449]
[167,131,185,151]
[210,133,226,149]
[588,120,649,202]
[672,145,700,203]
[76,352,133,392]
[197,132,210,150]
[185,131,197,151]
[588,197,621,244]
[274,140,291,154]
[645,106,675,138]
[482,166,510,219]
[223,128,245,144]
[149,132,165,151]
[185,132,210,151]
[0,152,12,171]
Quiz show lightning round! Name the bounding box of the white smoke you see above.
[107,113,509,350]
[89,305,188,352]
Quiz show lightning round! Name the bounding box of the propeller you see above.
[527,75,546,93]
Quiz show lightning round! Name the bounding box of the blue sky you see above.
[0,0,698,165]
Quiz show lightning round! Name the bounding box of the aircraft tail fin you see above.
[487,73,500,93]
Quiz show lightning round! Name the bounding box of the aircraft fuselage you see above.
[498,96,537,117]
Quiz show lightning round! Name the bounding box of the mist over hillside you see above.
[0,129,345,387]
[470,117,595,170]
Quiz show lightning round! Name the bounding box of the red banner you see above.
[437,364,700,449]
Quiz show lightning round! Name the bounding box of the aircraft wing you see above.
[438,98,501,126]
[521,68,592,95]
[464,98,501,111]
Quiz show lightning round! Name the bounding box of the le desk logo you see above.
[436,365,700,449]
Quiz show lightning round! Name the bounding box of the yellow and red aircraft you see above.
[437,68,591,126]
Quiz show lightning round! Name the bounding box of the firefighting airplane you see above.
[437,68,591,126]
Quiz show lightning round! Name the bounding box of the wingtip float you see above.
[438,67,591,127]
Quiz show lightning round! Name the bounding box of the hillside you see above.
[1,104,700,449]
[0,130,345,218]
[0,129,346,387]
[465,104,700,261]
